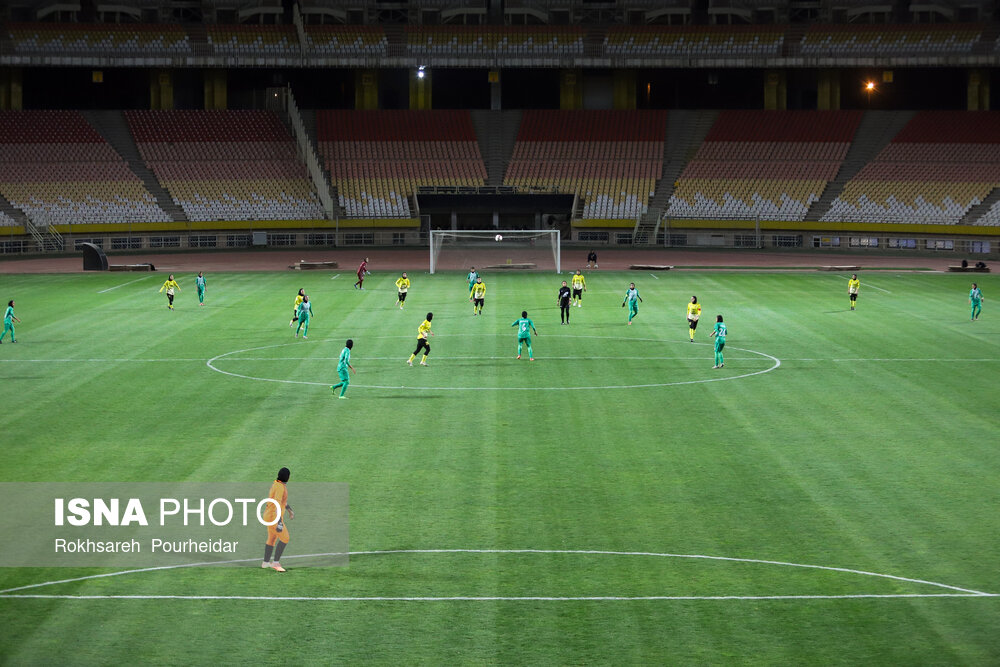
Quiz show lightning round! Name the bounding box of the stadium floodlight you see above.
[417,66,426,80]
[429,229,561,274]
[864,80,877,104]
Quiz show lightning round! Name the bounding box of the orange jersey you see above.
[263,479,287,523]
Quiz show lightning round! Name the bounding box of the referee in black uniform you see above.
[558,280,572,324]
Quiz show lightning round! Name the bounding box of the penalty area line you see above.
[97,276,155,293]
[834,275,891,294]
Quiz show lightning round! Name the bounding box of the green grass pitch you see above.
[1,268,998,664]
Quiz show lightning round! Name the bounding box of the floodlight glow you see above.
[417,66,426,80]
[865,81,876,91]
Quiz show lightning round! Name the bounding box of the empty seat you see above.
[318,110,486,218]
[668,110,862,221]
[0,111,170,224]
[126,110,323,222]
[821,111,1000,224]
[503,110,667,220]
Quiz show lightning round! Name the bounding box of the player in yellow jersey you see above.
[407,312,434,366]
[848,274,860,310]
[571,270,586,307]
[158,274,181,310]
[289,288,305,327]
[470,276,486,315]
[395,272,410,309]
[686,295,701,342]
[262,467,293,573]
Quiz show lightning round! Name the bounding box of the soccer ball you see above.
[495,234,503,242]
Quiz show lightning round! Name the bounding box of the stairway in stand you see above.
[81,110,187,222]
[634,110,718,245]
[804,110,914,222]
[470,110,522,187]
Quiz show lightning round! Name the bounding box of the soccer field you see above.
[1,268,998,664]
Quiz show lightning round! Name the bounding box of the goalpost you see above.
[429,229,561,274]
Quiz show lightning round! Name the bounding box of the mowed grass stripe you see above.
[0,270,997,664]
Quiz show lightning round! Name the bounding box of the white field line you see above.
[835,275,892,294]
[3,356,996,365]
[217,357,1000,363]
[863,283,892,294]
[2,593,995,602]
[0,356,768,364]
[216,355,765,362]
[0,548,993,598]
[0,359,207,363]
[97,276,155,293]
[783,358,1000,362]
[330,274,340,280]
[205,342,782,390]
[649,273,659,280]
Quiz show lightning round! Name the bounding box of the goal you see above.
[429,229,561,274]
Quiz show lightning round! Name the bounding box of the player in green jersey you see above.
[330,339,356,398]
[709,314,727,368]
[294,295,314,339]
[969,283,984,321]
[512,310,538,360]
[622,283,642,325]
[195,272,207,305]
[1,299,20,344]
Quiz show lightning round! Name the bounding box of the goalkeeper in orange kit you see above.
[262,467,294,573]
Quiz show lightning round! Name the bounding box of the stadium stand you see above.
[978,201,1000,225]
[126,110,324,221]
[305,25,387,57]
[505,110,666,220]
[800,24,981,56]
[6,23,192,55]
[669,111,862,221]
[606,25,784,57]
[0,111,170,225]
[0,210,17,227]
[822,111,1000,224]
[406,26,585,56]
[317,111,487,218]
[206,25,299,56]
[3,21,989,61]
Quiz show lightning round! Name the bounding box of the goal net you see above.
[429,229,561,274]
